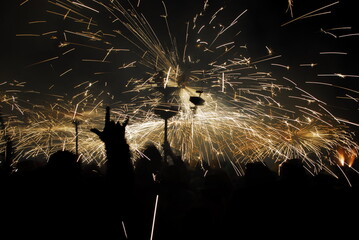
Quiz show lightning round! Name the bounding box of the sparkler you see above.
[2,0,358,176]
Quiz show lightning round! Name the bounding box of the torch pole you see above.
[73,120,80,156]
[164,118,168,163]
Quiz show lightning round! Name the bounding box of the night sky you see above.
[1,0,358,128]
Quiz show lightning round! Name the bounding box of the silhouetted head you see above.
[47,150,80,175]
[244,162,276,184]
[202,168,232,201]
[142,143,162,173]
[278,158,307,179]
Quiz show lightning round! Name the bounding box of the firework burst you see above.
[2,0,358,176]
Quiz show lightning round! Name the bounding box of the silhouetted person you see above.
[224,162,277,239]
[131,143,163,240]
[135,142,163,186]
[46,150,81,182]
[90,106,134,239]
[91,107,134,187]
[242,161,277,188]
[0,113,15,178]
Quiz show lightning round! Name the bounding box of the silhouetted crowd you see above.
[1,107,358,239]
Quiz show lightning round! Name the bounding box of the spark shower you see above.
[1,0,358,177]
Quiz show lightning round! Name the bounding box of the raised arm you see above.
[91,107,134,186]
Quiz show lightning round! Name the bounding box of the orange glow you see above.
[347,149,357,167]
[336,147,357,167]
[337,151,345,166]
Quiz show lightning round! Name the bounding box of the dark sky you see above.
[1,0,358,126]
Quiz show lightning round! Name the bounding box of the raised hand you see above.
[91,106,129,145]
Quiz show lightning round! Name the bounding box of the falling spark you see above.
[26,56,59,68]
[281,1,340,27]
[319,52,347,55]
[72,2,100,13]
[318,73,359,79]
[344,94,358,102]
[306,82,359,94]
[287,0,294,17]
[28,21,46,24]
[339,33,359,38]
[150,195,159,240]
[20,0,30,6]
[271,63,290,70]
[299,63,317,67]
[62,48,76,55]
[16,34,40,37]
[122,221,128,239]
[42,31,58,36]
[60,68,73,77]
